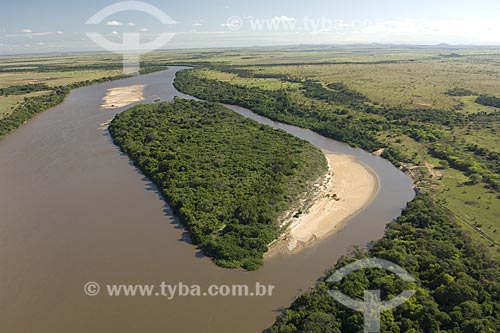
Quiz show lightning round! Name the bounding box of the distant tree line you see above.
[445,88,475,97]
[0,83,50,96]
[0,61,167,74]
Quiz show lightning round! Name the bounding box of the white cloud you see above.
[36,41,45,45]
[56,30,64,35]
[111,31,119,35]
[127,22,136,27]
[272,16,296,22]
[106,20,123,26]
[353,18,500,43]
[139,28,149,32]
[192,23,202,27]
[20,29,33,33]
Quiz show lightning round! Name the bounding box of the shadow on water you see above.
[102,128,195,247]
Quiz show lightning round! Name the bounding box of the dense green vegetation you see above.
[174,69,401,163]
[476,94,500,108]
[174,67,499,200]
[109,99,327,270]
[0,87,68,138]
[268,194,500,333]
[174,68,468,167]
[0,58,167,74]
[445,88,475,97]
[0,83,50,96]
[430,143,500,192]
[302,80,368,108]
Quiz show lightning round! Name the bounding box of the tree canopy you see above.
[109,99,327,270]
[268,195,500,332]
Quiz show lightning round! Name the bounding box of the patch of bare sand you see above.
[267,152,379,256]
[101,85,146,109]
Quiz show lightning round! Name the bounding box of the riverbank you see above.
[268,151,379,255]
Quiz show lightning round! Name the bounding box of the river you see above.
[0,67,415,332]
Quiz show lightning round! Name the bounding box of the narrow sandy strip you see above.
[98,119,113,131]
[267,151,379,256]
[101,85,146,109]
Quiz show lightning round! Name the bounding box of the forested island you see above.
[109,99,327,270]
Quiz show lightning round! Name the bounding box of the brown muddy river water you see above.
[0,68,414,332]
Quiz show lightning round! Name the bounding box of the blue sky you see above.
[2,0,500,54]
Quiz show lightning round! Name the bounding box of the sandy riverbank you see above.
[268,151,379,255]
[101,85,146,109]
